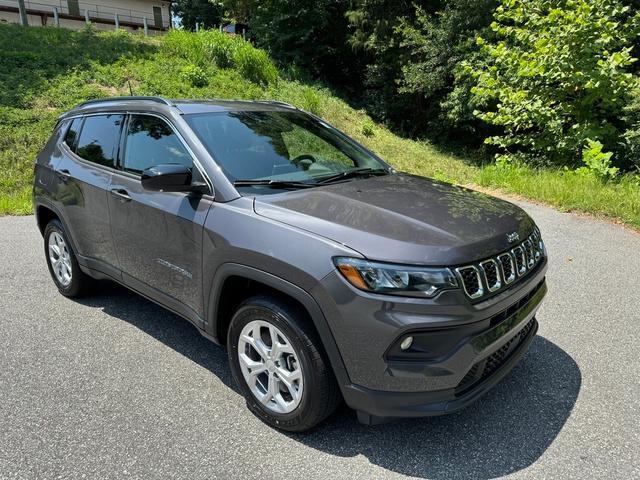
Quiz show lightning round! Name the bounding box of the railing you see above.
[0,0,171,30]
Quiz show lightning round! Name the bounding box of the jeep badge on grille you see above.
[507,232,520,243]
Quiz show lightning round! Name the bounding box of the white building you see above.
[0,0,172,34]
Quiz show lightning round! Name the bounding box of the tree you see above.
[220,0,255,23]
[172,0,224,30]
[346,1,497,140]
[395,0,497,140]
[469,0,640,167]
[247,0,361,87]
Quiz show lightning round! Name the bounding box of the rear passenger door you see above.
[55,114,123,275]
[107,113,212,324]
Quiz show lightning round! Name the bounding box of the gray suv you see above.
[33,97,548,431]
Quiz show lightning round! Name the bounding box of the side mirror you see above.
[141,164,200,193]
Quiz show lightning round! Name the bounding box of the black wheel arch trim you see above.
[34,199,81,255]
[206,263,352,389]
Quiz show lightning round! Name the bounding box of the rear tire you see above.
[43,219,93,297]
[227,295,341,432]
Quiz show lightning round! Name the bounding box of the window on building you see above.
[67,0,80,17]
[153,6,163,28]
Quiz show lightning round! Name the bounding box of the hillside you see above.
[1,24,639,228]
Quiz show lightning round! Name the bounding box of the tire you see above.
[43,219,93,297]
[227,295,341,432]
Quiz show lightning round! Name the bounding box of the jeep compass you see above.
[33,96,548,431]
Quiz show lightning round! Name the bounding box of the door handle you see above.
[110,188,132,202]
[57,169,71,182]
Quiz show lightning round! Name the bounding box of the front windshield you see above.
[184,110,388,192]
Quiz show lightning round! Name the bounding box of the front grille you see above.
[456,316,537,395]
[481,317,536,381]
[455,229,545,301]
[456,363,480,392]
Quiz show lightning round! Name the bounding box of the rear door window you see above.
[75,114,125,168]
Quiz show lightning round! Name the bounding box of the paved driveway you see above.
[1,200,639,479]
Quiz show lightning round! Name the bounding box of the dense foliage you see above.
[469,0,640,169]
[188,0,640,171]
[1,24,639,227]
[245,0,360,87]
[172,0,224,30]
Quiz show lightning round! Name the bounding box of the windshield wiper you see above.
[315,167,389,185]
[233,179,316,189]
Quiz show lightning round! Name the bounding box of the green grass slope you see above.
[1,24,639,229]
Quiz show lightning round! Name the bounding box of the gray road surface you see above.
[0,200,639,479]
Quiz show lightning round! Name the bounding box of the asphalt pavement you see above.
[0,200,639,479]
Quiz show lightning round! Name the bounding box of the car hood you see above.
[253,173,535,265]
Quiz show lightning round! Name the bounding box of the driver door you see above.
[108,113,213,324]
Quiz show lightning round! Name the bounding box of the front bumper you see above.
[312,258,547,421]
[345,313,539,423]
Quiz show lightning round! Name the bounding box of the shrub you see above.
[361,119,375,137]
[577,139,619,181]
[180,64,208,87]
[162,29,278,86]
[469,0,640,167]
[233,42,278,86]
[622,87,640,170]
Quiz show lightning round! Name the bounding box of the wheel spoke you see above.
[241,333,270,360]
[239,353,266,376]
[273,390,288,410]
[276,367,302,401]
[260,375,276,406]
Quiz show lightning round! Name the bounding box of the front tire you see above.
[227,296,341,432]
[43,219,93,297]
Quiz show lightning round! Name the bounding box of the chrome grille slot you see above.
[530,234,541,260]
[455,266,484,299]
[479,259,501,292]
[498,253,516,284]
[512,246,527,276]
[523,240,535,269]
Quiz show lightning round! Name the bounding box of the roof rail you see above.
[75,96,174,109]
[256,100,296,108]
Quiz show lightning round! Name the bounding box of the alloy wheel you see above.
[237,320,304,414]
[48,232,72,287]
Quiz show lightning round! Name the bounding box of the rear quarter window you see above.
[64,118,82,151]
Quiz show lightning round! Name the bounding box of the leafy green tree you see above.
[346,1,497,140]
[395,0,497,140]
[219,0,255,23]
[246,0,360,87]
[622,87,640,169]
[469,0,640,167]
[172,0,224,30]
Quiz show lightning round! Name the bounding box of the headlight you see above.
[333,257,458,298]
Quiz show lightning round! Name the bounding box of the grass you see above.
[1,24,639,229]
